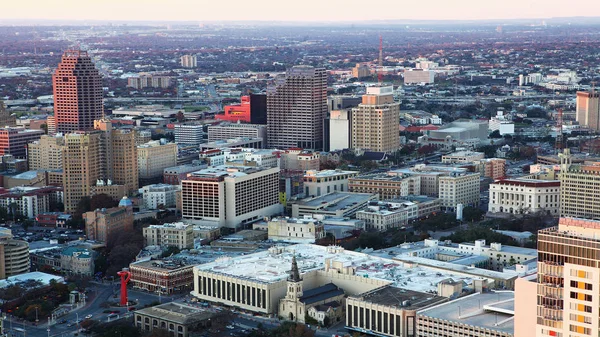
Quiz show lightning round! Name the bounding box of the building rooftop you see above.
[195,244,491,293]
[418,291,515,335]
[491,178,560,188]
[296,192,376,210]
[304,169,359,178]
[147,222,191,230]
[132,258,192,271]
[356,286,446,310]
[187,165,269,180]
[134,302,214,325]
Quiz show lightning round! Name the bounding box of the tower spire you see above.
[289,255,301,282]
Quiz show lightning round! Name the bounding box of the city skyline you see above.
[2,0,600,22]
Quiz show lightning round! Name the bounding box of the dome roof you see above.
[118,196,133,207]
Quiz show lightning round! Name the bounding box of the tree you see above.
[417,144,436,155]
[90,194,118,211]
[462,206,484,222]
[322,316,330,327]
[40,123,48,134]
[489,130,502,138]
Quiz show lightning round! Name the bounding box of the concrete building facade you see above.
[267,217,325,243]
[181,166,282,228]
[488,178,560,216]
[351,86,400,153]
[143,222,194,249]
[303,169,359,197]
[137,141,178,182]
[267,66,328,150]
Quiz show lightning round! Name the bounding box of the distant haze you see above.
[2,0,600,22]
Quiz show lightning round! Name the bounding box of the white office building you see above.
[140,184,180,209]
[174,124,204,145]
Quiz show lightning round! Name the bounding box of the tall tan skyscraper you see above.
[53,50,104,133]
[94,119,139,194]
[267,66,328,150]
[576,90,600,131]
[351,86,400,153]
[63,132,102,212]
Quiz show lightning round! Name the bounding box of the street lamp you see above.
[76,313,79,333]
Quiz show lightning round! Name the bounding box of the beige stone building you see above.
[488,178,560,216]
[63,132,102,212]
[60,247,94,276]
[278,257,344,323]
[438,172,480,211]
[137,141,178,182]
[134,302,213,337]
[83,206,133,244]
[559,150,600,219]
[351,86,400,153]
[28,135,65,171]
[94,119,139,194]
[143,222,194,249]
[267,217,325,243]
[349,172,421,200]
[303,169,359,197]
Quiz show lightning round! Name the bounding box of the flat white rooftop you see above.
[195,244,485,293]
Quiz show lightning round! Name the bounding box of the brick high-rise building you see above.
[351,86,400,153]
[53,50,104,133]
[267,66,327,150]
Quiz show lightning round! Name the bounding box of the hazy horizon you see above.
[2,0,600,23]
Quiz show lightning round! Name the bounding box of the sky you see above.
[2,0,600,22]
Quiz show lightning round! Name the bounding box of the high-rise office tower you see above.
[576,90,600,131]
[559,149,600,220]
[267,66,327,150]
[53,50,103,133]
[63,132,102,212]
[94,119,139,194]
[351,86,400,153]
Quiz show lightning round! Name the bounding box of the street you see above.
[3,282,182,337]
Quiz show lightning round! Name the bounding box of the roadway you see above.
[3,283,180,337]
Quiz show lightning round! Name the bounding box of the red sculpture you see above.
[117,269,131,306]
